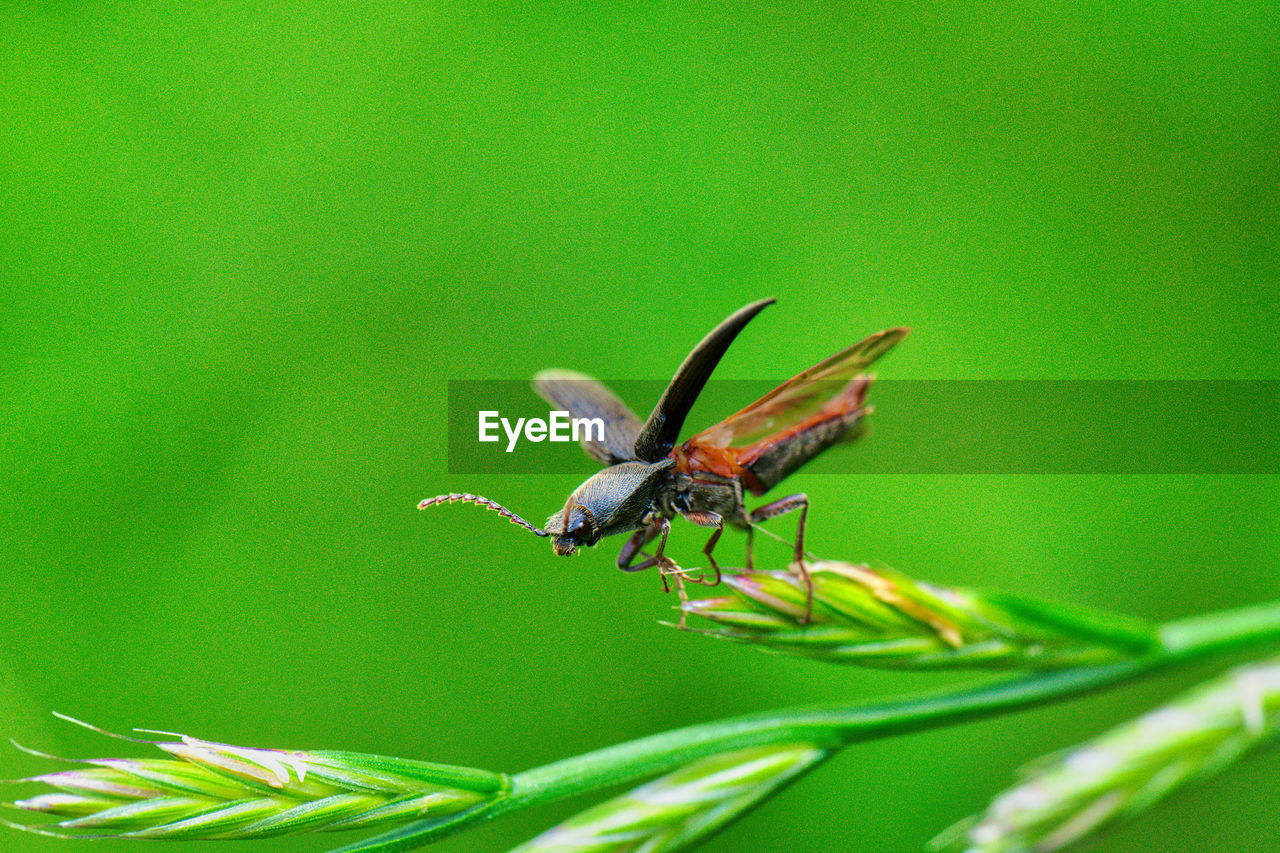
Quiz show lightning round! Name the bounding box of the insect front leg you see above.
[748,493,813,624]
[636,519,692,621]
[616,519,665,572]
[622,516,702,625]
[614,517,674,577]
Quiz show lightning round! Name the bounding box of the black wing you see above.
[532,369,644,465]
[632,298,775,462]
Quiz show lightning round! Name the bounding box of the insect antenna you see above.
[417,493,550,537]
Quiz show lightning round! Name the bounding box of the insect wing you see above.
[632,298,776,462]
[532,369,644,465]
[686,327,908,451]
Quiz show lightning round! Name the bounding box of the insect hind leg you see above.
[699,524,724,589]
[748,493,813,624]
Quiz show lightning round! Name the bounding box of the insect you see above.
[420,298,906,622]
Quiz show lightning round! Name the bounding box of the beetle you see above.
[419,298,906,621]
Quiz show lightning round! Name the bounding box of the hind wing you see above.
[533,370,643,465]
[686,327,908,453]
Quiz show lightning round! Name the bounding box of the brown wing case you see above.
[675,327,907,495]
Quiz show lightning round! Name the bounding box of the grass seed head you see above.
[680,560,1156,670]
[509,743,827,853]
[932,655,1280,852]
[7,726,507,841]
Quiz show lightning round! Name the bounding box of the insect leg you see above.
[748,493,812,624]
[666,567,691,628]
[671,509,724,587]
[616,520,663,571]
[617,518,673,575]
[649,520,688,616]
[643,520,685,606]
[699,522,724,588]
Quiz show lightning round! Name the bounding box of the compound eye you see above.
[566,505,600,545]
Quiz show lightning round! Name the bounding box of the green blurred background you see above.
[2,2,1277,851]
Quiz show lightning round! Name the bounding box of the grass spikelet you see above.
[6,727,508,841]
[508,743,827,853]
[931,654,1280,852]
[679,560,1156,669]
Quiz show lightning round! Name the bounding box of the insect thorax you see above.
[664,470,747,526]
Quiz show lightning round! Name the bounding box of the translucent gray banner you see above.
[445,380,1279,475]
